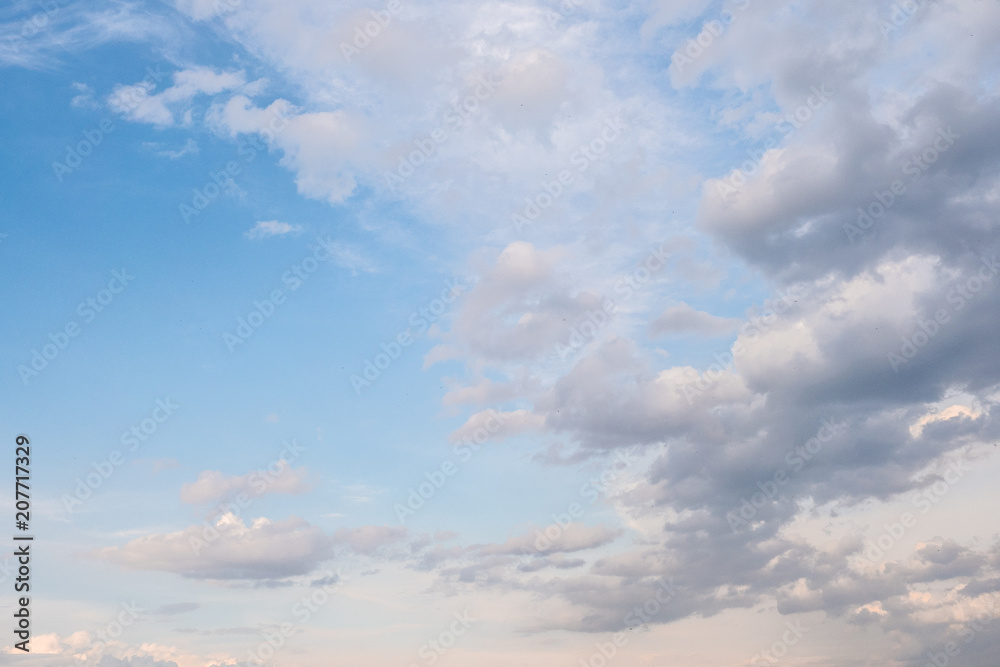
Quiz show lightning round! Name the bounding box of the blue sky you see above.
[3,0,1000,665]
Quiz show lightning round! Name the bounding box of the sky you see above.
[2,0,1000,665]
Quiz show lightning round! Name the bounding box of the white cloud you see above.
[109,67,246,127]
[333,525,408,555]
[180,462,311,504]
[244,220,303,240]
[650,302,740,337]
[318,240,378,274]
[449,408,545,443]
[143,138,199,160]
[91,513,334,580]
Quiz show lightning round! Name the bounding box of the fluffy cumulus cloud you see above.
[33,0,1000,663]
[109,67,248,127]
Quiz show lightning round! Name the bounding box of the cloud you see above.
[209,95,366,204]
[244,220,303,240]
[317,240,378,274]
[70,82,97,109]
[649,302,740,337]
[142,138,199,160]
[448,408,545,443]
[479,523,621,556]
[333,525,409,555]
[179,462,311,505]
[433,242,604,364]
[23,0,1000,661]
[152,602,201,616]
[109,67,246,127]
[0,4,176,70]
[91,513,334,580]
